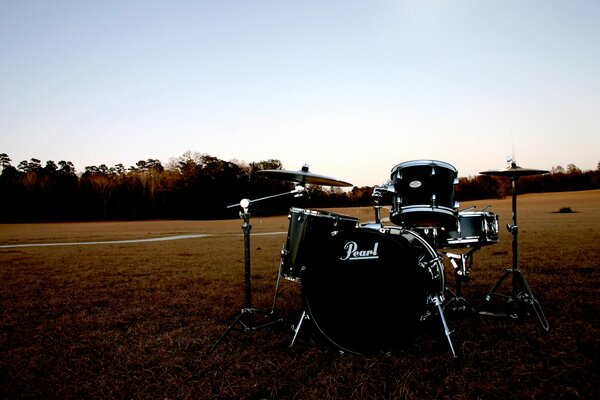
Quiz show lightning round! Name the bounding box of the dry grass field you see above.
[1,190,599,399]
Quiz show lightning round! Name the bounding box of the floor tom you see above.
[280,208,359,281]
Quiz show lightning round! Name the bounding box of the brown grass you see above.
[1,190,599,399]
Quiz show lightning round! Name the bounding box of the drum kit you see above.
[210,160,550,356]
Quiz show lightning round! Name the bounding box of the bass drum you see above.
[302,227,444,354]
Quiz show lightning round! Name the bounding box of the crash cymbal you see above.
[480,162,549,177]
[256,166,353,187]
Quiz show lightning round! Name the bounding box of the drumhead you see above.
[302,228,443,354]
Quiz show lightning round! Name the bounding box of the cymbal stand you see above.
[210,189,304,352]
[478,177,549,331]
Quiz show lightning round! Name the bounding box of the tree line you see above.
[1,152,598,222]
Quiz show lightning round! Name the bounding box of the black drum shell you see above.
[281,208,358,280]
[302,227,444,354]
[445,211,499,248]
[389,160,458,227]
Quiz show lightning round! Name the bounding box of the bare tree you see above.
[83,165,115,219]
[567,164,581,174]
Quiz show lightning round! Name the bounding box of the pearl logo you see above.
[409,180,422,188]
[340,241,380,261]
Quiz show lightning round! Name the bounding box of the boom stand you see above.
[209,199,281,352]
[209,189,304,352]
[479,177,549,331]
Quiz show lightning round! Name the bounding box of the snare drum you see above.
[389,160,459,227]
[445,211,499,248]
[280,208,358,280]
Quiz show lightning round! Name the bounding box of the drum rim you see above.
[390,159,458,174]
[390,206,458,225]
[392,205,458,213]
[446,236,484,244]
[289,207,359,223]
[457,211,497,217]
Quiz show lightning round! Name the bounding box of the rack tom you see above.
[389,160,459,227]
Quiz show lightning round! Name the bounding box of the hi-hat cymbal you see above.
[256,166,353,187]
[480,162,549,177]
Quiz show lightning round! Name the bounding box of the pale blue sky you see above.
[1,0,598,186]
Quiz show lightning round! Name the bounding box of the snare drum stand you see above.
[478,176,549,331]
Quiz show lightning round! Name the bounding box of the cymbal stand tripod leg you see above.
[510,269,550,331]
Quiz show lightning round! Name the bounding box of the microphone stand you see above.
[209,187,304,352]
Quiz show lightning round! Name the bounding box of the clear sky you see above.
[1,0,598,187]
